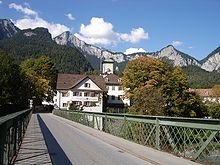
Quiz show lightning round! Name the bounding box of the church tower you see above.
[102,58,114,74]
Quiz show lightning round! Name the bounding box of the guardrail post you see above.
[103,113,108,132]
[92,113,95,128]
[123,115,127,138]
[155,117,160,150]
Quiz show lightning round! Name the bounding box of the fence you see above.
[54,109,220,165]
[0,109,32,165]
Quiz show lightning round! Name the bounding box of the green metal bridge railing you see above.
[54,109,220,165]
[0,109,32,165]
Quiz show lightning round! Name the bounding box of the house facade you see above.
[54,74,107,112]
[54,58,130,112]
[104,74,130,108]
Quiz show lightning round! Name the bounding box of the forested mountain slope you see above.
[0,27,93,73]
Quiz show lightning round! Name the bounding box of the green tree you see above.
[121,56,166,98]
[212,84,220,96]
[160,66,189,116]
[20,56,58,105]
[206,102,220,119]
[130,86,165,115]
[121,56,205,117]
[0,49,28,106]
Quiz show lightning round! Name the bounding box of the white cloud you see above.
[9,3,70,38]
[9,3,38,16]
[75,17,118,45]
[75,17,149,45]
[0,1,2,4]
[188,46,193,49]
[124,47,146,55]
[120,28,149,43]
[14,17,70,38]
[65,13,75,21]
[172,41,183,47]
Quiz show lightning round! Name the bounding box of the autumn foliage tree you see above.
[121,56,206,117]
[20,56,57,105]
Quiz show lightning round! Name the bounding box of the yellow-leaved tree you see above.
[121,56,206,117]
[20,56,57,105]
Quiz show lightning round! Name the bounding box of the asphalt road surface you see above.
[38,113,200,165]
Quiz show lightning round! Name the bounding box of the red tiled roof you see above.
[104,74,120,85]
[189,88,214,97]
[57,74,107,91]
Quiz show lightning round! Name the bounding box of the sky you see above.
[0,0,220,60]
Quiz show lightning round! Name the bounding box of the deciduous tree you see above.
[121,56,205,117]
[20,56,58,104]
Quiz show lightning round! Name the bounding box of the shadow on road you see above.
[37,114,73,165]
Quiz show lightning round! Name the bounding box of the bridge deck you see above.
[15,113,201,165]
[15,114,52,165]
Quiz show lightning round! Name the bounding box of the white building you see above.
[54,58,130,112]
[104,74,130,108]
[102,58,114,74]
[54,74,107,112]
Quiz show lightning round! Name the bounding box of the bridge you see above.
[0,109,219,165]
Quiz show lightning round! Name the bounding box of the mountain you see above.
[0,19,20,40]
[0,20,93,73]
[1,18,220,74]
[54,32,201,70]
[130,45,201,66]
[54,31,126,69]
[183,65,220,88]
[201,46,220,72]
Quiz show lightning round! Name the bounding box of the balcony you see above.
[70,96,99,102]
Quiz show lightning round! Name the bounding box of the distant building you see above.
[54,58,130,112]
[104,74,130,108]
[189,88,220,103]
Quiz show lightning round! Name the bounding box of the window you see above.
[84,101,91,107]
[62,92,69,97]
[118,86,123,91]
[74,101,82,106]
[63,103,67,107]
[84,83,90,88]
[90,92,95,97]
[95,92,99,97]
[112,96,115,100]
[73,92,82,96]
[112,86,115,90]
[84,92,90,97]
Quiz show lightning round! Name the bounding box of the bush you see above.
[206,102,220,119]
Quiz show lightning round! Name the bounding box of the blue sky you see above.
[0,0,220,60]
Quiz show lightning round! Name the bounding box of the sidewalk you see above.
[15,114,52,165]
